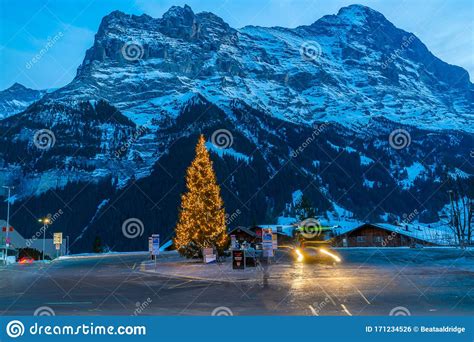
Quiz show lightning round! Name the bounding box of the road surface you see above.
[0,248,473,316]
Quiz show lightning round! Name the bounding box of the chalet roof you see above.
[234,219,454,246]
[228,226,257,237]
[335,222,453,245]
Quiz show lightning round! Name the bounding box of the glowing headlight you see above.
[320,248,341,263]
[295,248,304,262]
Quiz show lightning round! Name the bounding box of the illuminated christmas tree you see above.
[174,135,228,257]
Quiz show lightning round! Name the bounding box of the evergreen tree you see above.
[174,135,228,257]
[295,194,316,220]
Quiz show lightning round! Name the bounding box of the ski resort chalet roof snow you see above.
[248,219,455,246]
[331,221,455,246]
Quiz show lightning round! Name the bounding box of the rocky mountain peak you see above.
[159,5,235,41]
[162,4,194,20]
[7,82,28,91]
[336,4,386,24]
[0,82,47,118]
[307,3,393,31]
[45,3,474,133]
[159,4,198,39]
[96,10,154,37]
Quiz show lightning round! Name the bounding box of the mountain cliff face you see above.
[46,4,472,131]
[0,4,472,252]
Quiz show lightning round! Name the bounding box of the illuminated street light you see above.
[38,217,51,225]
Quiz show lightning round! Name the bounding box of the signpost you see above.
[152,234,160,256]
[148,236,153,260]
[262,229,274,258]
[203,247,216,264]
[53,232,62,244]
[2,226,13,249]
[272,233,278,250]
[204,254,216,264]
[53,232,63,258]
[151,234,159,269]
[232,250,245,269]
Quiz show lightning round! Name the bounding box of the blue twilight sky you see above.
[0,0,473,90]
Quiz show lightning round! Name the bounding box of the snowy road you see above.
[0,248,473,316]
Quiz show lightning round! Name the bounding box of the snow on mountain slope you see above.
[0,83,47,119]
[42,4,472,132]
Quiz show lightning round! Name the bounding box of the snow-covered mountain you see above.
[0,83,47,119]
[45,4,473,131]
[0,4,472,252]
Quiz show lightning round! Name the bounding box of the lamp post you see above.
[2,186,13,265]
[66,235,70,255]
[38,217,51,261]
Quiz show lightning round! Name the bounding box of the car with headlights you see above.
[293,241,342,264]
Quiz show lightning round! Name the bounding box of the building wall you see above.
[276,234,293,246]
[230,230,256,244]
[334,225,416,247]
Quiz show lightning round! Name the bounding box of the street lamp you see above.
[66,235,70,255]
[38,217,51,261]
[2,186,14,265]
